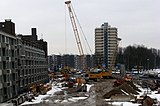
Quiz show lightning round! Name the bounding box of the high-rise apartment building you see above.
[95,22,119,69]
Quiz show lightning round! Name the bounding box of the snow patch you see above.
[21,85,62,106]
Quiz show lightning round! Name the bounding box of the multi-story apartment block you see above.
[48,55,62,71]
[48,54,94,71]
[95,22,119,69]
[85,55,94,68]
[17,28,48,94]
[61,54,75,68]
[0,19,48,103]
[0,19,18,102]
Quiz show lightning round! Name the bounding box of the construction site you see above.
[11,69,158,106]
[1,1,160,106]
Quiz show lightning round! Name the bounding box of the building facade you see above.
[48,55,62,71]
[48,54,94,71]
[17,28,48,94]
[95,22,119,69]
[0,20,18,102]
[0,20,48,103]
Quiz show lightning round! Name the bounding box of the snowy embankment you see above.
[21,83,93,106]
[107,93,160,106]
[107,84,160,106]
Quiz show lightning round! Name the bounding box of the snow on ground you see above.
[20,82,93,106]
[111,102,140,106]
[21,84,62,105]
[138,86,160,102]
[47,86,62,95]
[86,84,94,92]
[106,82,160,106]
[21,95,49,105]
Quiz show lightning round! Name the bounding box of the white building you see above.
[95,22,119,69]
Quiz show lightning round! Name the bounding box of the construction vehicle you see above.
[30,84,37,95]
[61,66,70,81]
[88,66,104,80]
[29,83,52,95]
[88,66,112,80]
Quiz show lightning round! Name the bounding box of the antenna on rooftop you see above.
[41,34,43,40]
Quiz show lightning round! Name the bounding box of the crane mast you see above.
[65,1,84,56]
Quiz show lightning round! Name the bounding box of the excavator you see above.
[88,65,112,80]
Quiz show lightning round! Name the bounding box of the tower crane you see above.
[65,0,84,56]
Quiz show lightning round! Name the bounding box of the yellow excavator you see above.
[88,65,112,80]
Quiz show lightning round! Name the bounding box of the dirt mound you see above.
[127,81,141,92]
[120,82,139,95]
[103,81,139,99]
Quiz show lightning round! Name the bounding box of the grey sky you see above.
[0,0,160,55]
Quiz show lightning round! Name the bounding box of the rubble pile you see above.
[103,81,139,102]
[141,79,159,91]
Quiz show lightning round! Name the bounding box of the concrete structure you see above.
[0,19,15,36]
[0,20,18,102]
[17,28,48,94]
[0,20,48,103]
[48,54,94,71]
[48,55,62,71]
[61,54,75,69]
[95,22,118,69]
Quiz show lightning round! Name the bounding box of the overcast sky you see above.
[0,0,160,55]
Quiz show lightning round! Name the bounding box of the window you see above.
[11,39,14,45]
[3,61,6,69]
[2,35,5,43]
[3,74,6,82]
[2,48,5,56]
[6,37,9,44]
[11,50,14,57]
[12,62,15,69]
[12,73,16,81]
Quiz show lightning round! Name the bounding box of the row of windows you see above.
[21,59,47,66]
[20,74,47,86]
[20,68,47,76]
[0,34,16,45]
[0,48,16,57]
[0,61,17,70]
[25,50,45,58]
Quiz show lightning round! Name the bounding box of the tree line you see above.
[116,45,160,71]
